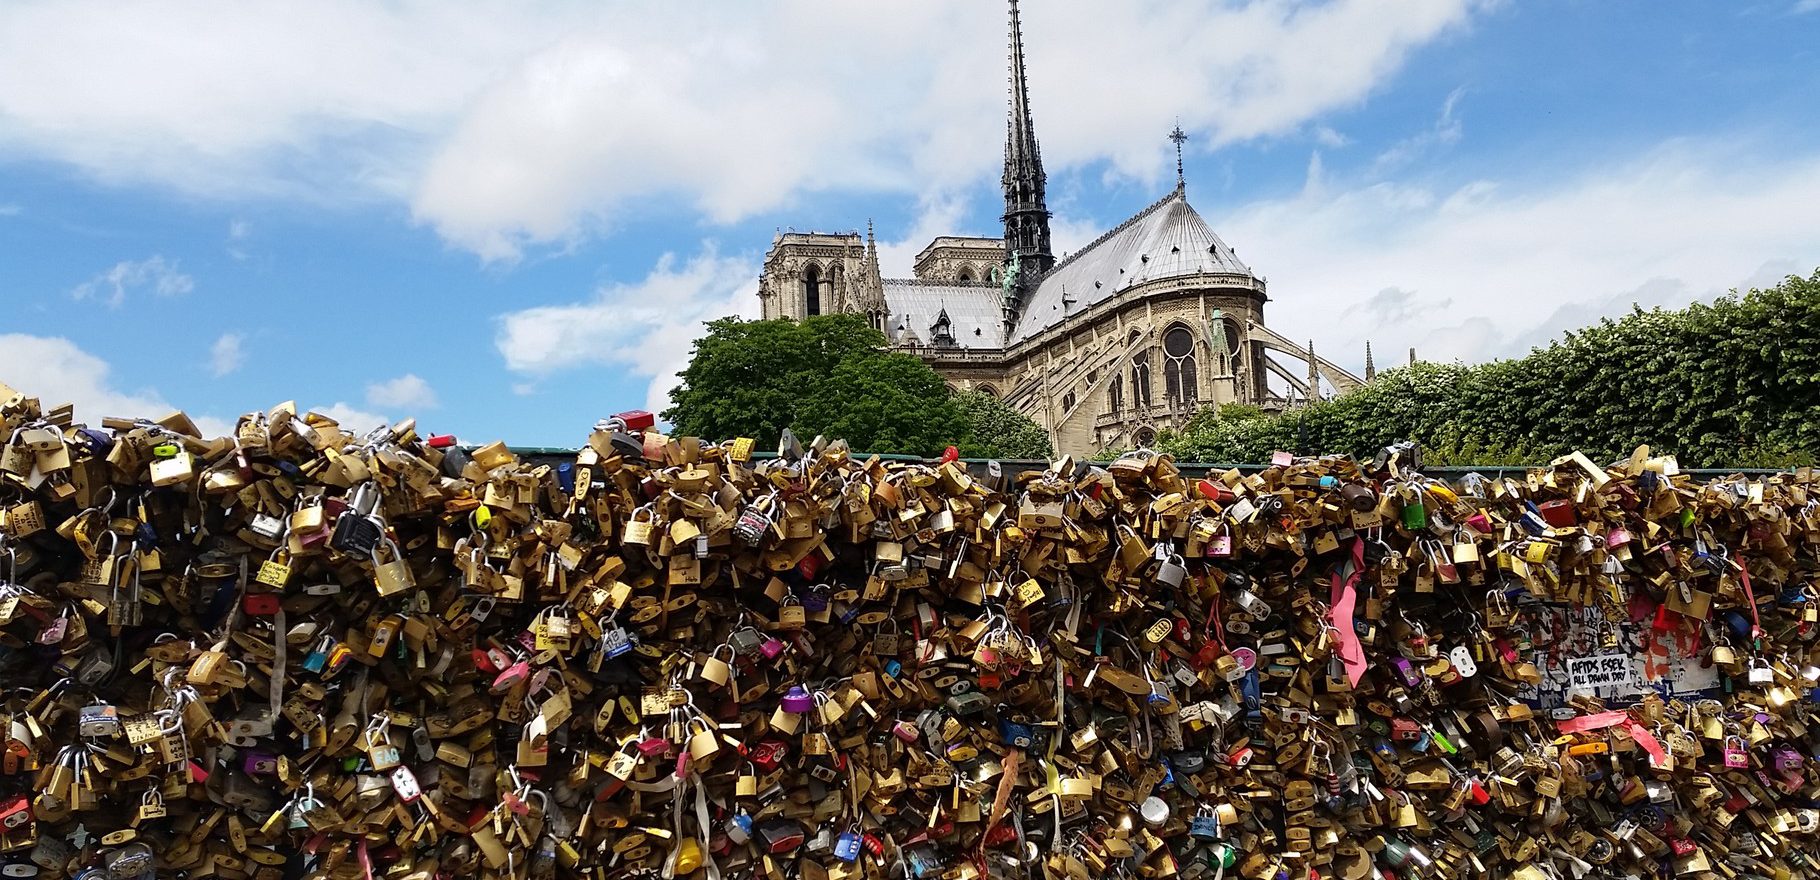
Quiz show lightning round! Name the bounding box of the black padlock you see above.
[329,484,383,555]
[438,444,471,478]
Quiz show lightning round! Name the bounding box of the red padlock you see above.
[1192,640,1223,671]
[1536,499,1578,528]
[615,410,656,431]
[244,593,282,616]
[750,739,789,771]
[0,795,30,829]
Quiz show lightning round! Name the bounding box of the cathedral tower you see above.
[1000,0,1053,331]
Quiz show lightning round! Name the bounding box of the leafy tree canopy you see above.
[954,390,1053,460]
[1157,269,1820,468]
[664,314,1049,458]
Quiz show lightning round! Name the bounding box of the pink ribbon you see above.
[1329,539,1368,687]
[1555,711,1627,733]
[1627,722,1669,768]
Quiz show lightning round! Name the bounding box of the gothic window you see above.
[804,264,822,317]
[1108,374,1123,412]
[975,384,998,398]
[1163,325,1198,405]
[1131,350,1152,409]
[957,267,973,282]
[1062,391,1076,411]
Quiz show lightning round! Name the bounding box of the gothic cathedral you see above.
[757,0,1366,454]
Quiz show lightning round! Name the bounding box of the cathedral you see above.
[757,0,1367,454]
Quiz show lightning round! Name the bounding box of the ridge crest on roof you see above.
[882,278,1000,288]
[1039,188,1184,277]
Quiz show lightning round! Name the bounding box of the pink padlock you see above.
[760,637,788,660]
[490,659,530,694]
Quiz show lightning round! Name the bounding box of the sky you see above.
[2,0,1818,445]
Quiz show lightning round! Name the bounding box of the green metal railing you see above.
[500,447,1794,479]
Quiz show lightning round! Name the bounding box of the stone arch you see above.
[974,383,998,398]
[803,262,824,317]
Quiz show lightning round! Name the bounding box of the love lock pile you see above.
[3,383,1820,880]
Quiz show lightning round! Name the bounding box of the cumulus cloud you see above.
[69,255,194,307]
[495,245,756,415]
[313,402,391,435]
[1220,139,1820,377]
[365,373,438,410]
[0,333,229,437]
[209,332,245,377]
[0,0,1484,259]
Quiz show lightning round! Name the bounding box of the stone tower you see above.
[1000,0,1053,334]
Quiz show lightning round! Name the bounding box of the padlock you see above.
[328,483,384,554]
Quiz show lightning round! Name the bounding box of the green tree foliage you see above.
[664,314,1050,458]
[795,352,968,455]
[1158,269,1820,468]
[954,391,1053,460]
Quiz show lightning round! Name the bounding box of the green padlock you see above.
[1401,485,1428,531]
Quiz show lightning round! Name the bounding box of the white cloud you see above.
[1313,126,1351,149]
[209,332,245,377]
[877,195,974,278]
[0,333,230,438]
[1373,86,1467,172]
[69,255,194,307]
[495,245,756,415]
[365,373,438,410]
[0,203,19,216]
[228,219,250,240]
[0,0,1483,259]
[313,403,391,435]
[1796,0,1820,12]
[1220,139,1820,378]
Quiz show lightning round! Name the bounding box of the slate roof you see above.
[882,279,1006,349]
[1007,189,1254,345]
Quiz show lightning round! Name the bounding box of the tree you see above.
[1157,269,1820,468]
[796,353,968,455]
[954,391,1053,459]
[665,315,969,455]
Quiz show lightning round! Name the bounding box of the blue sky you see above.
[2,0,1818,445]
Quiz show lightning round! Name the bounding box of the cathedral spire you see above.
[1364,340,1376,381]
[1001,0,1053,334]
[1169,123,1188,193]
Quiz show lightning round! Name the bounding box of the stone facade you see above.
[755,0,1364,454]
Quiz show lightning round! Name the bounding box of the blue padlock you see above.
[883,659,902,678]
[999,718,1033,748]
[834,830,862,862]
[1723,611,1753,641]
[302,638,332,673]
[1189,813,1221,840]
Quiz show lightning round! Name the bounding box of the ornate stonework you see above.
[755,0,1364,454]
